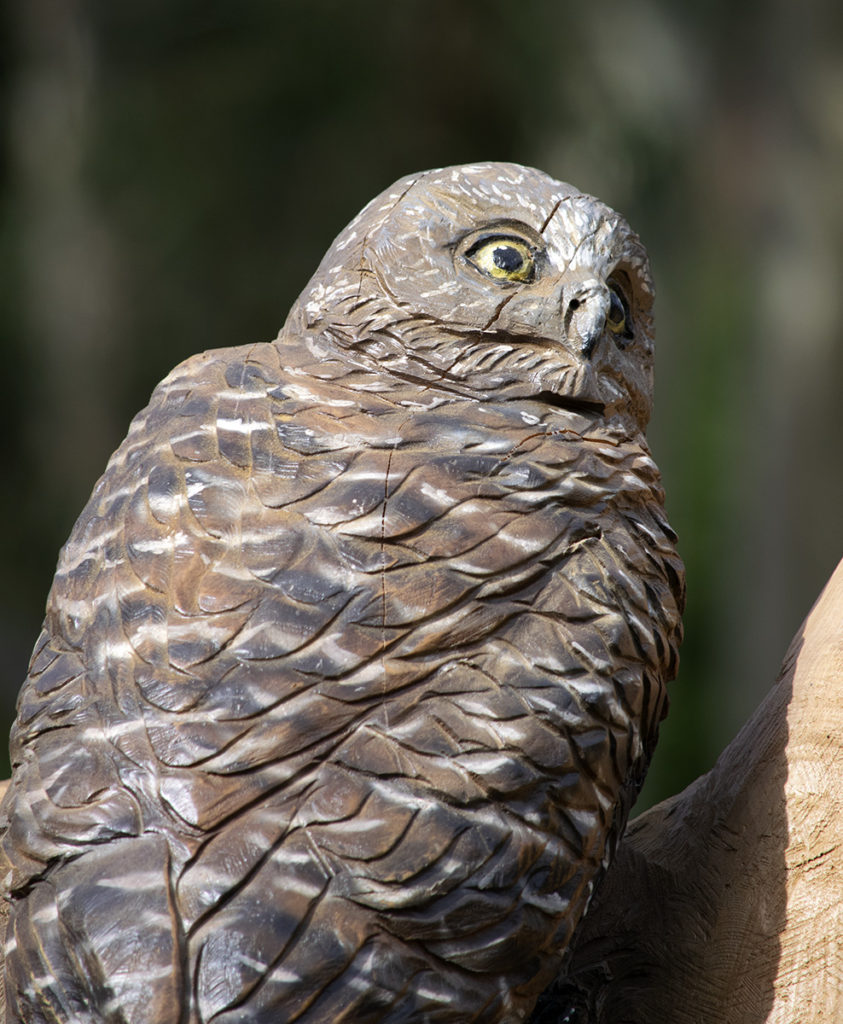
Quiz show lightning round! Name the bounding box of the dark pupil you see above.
[609,289,625,322]
[492,245,523,272]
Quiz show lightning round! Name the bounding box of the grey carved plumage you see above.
[0,162,684,1023]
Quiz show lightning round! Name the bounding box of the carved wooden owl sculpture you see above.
[1,163,684,1023]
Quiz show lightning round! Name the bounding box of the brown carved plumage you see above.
[0,163,684,1023]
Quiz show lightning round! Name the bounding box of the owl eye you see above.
[607,281,633,345]
[465,236,536,283]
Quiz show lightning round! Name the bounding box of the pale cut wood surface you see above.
[562,555,843,1022]
[1,562,840,1021]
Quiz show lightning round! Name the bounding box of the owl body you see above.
[1,164,683,1023]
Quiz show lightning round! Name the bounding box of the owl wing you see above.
[0,339,406,1019]
[0,338,518,1019]
[4,340,388,861]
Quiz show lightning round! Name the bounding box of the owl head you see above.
[289,162,656,433]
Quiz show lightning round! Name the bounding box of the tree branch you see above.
[542,556,843,1022]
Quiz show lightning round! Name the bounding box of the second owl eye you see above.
[465,236,536,283]
[607,280,634,345]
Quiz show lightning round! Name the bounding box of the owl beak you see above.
[580,325,602,360]
[565,285,609,361]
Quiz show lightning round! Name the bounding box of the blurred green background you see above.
[1,0,840,805]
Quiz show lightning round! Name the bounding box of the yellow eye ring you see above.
[465,236,535,283]
[607,282,633,343]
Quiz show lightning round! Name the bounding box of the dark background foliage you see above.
[1,0,841,804]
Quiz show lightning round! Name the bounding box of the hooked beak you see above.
[565,287,609,360]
